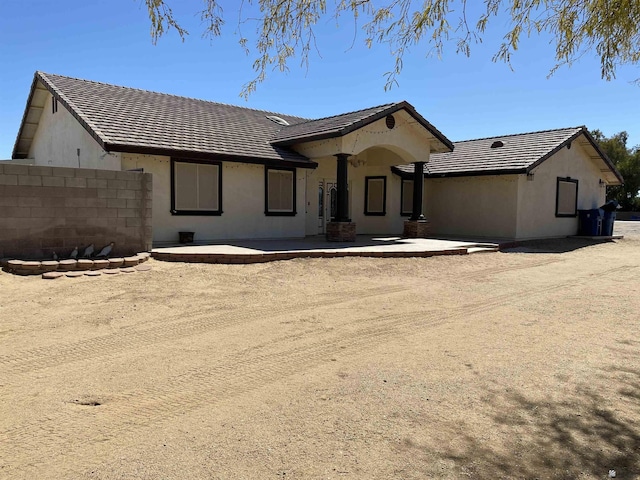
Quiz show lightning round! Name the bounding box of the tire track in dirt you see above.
[462,257,563,279]
[0,257,567,374]
[2,263,637,476]
[0,284,410,374]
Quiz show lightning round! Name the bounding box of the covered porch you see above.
[271,102,454,241]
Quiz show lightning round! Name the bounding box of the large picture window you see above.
[401,179,413,216]
[171,159,222,215]
[555,177,578,217]
[364,176,387,216]
[265,167,296,215]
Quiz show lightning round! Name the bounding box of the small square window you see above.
[171,159,222,215]
[556,177,578,217]
[265,167,296,216]
[364,176,387,216]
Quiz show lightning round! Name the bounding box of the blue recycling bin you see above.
[599,200,618,236]
[578,209,603,236]
[601,210,616,236]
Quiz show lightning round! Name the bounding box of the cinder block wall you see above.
[0,163,152,259]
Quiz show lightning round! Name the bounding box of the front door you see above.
[318,180,349,234]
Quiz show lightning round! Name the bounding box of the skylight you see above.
[266,115,290,126]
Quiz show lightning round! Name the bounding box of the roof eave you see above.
[525,127,624,185]
[399,101,454,152]
[13,71,109,159]
[11,74,42,159]
[426,168,527,178]
[578,128,624,185]
[391,165,527,178]
[272,101,454,152]
[105,143,318,169]
[36,72,110,152]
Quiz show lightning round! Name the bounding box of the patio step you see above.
[467,246,500,254]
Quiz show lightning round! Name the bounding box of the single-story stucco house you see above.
[10,71,623,243]
[396,127,624,239]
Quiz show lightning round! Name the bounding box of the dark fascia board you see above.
[12,71,109,158]
[400,101,454,152]
[11,75,39,158]
[15,72,316,169]
[34,71,109,154]
[390,166,416,179]
[11,74,73,158]
[425,168,527,178]
[105,143,318,169]
[392,127,624,183]
[272,101,454,152]
[525,127,624,184]
[391,165,527,179]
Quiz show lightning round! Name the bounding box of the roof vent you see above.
[385,114,396,129]
[266,115,290,126]
[490,140,504,149]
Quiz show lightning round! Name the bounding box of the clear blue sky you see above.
[1,0,638,159]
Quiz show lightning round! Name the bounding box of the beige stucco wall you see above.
[28,92,121,170]
[304,148,415,236]
[516,143,606,239]
[292,112,434,163]
[121,154,307,243]
[425,175,520,239]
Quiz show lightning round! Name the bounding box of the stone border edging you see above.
[1,253,151,277]
[151,248,469,264]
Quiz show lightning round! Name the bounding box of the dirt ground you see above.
[1,224,639,479]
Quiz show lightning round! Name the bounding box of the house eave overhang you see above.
[391,126,624,185]
[107,143,318,169]
[13,72,316,169]
[526,127,623,185]
[12,71,109,159]
[391,165,527,179]
[272,101,454,153]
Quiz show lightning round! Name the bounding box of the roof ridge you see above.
[284,101,401,127]
[36,71,310,121]
[452,126,584,144]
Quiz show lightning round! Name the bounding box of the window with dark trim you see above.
[555,177,578,217]
[52,96,58,114]
[170,159,222,215]
[364,176,387,216]
[401,179,413,216]
[265,167,296,216]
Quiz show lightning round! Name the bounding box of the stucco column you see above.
[410,161,425,221]
[335,153,350,222]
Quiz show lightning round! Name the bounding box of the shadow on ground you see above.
[403,350,640,479]
[501,238,617,254]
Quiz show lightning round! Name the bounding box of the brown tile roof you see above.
[14,72,453,167]
[394,126,623,184]
[271,100,454,152]
[14,72,316,167]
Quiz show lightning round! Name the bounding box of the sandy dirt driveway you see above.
[1,225,639,479]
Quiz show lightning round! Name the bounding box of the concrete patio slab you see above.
[151,236,501,264]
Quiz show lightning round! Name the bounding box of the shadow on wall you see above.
[400,340,640,479]
[0,226,144,260]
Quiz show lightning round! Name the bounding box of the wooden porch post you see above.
[334,153,350,222]
[410,161,425,221]
[403,161,430,238]
[326,153,356,241]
